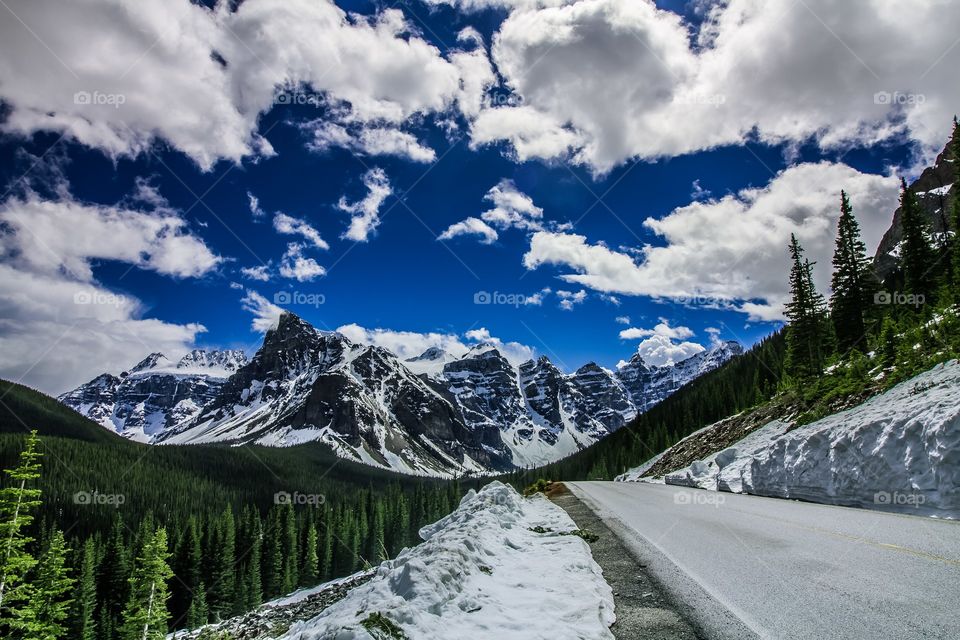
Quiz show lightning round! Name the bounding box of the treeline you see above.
[506,118,960,486]
[0,430,464,638]
[782,118,960,409]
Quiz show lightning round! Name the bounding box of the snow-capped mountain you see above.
[58,349,247,442]
[60,313,741,475]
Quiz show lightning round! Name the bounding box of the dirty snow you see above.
[277,482,615,640]
[621,360,960,518]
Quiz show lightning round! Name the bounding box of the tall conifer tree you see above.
[0,431,42,616]
[899,177,936,303]
[830,191,875,352]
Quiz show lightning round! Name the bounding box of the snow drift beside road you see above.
[621,360,960,518]
[278,481,615,640]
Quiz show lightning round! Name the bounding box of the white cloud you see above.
[240,264,272,281]
[619,319,694,341]
[474,0,960,173]
[337,323,535,366]
[248,192,266,219]
[241,289,284,333]
[632,334,705,368]
[555,289,586,310]
[272,212,329,250]
[438,217,499,244]
[439,179,548,244]
[278,243,326,282]
[0,189,219,394]
[615,315,630,325]
[338,168,393,242]
[524,162,900,320]
[304,121,436,163]
[0,0,462,169]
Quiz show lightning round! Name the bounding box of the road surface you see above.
[567,481,960,640]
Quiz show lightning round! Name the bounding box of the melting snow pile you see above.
[279,481,614,639]
[622,360,960,518]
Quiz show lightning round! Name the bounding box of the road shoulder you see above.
[548,483,701,640]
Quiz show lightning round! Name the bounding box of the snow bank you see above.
[627,360,960,518]
[278,482,615,639]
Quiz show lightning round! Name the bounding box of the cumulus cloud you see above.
[439,179,550,244]
[524,162,900,320]
[337,323,535,366]
[615,315,630,325]
[555,289,586,310]
[338,168,393,242]
[630,334,705,368]
[241,265,272,282]
[0,188,219,394]
[619,319,694,341]
[0,0,461,169]
[278,243,326,282]
[473,0,960,173]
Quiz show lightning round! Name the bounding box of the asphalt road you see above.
[567,481,960,640]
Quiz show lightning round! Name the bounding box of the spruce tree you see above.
[951,117,960,289]
[281,505,298,594]
[185,583,207,630]
[243,508,262,610]
[72,537,98,640]
[899,177,936,303]
[120,527,173,640]
[12,528,75,639]
[301,522,319,586]
[785,235,829,378]
[262,508,283,599]
[171,517,202,627]
[208,507,235,621]
[830,191,875,353]
[0,431,42,615]
[99,513,131,636]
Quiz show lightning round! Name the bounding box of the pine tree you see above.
[281,505,298,594]
[951,117,960,289]
[830,191,875,353]
[243,508,262,610]
[120,527,173,640]
[208,507,235,621]
[99,513,131,637]
[262,508,283,599]
[785,235,829,378]
[301,522,319,586]
[185,583,207,630]
[171,517,202,627]
[12,528,75,639]
[0,431,42,616]
[72,537,98,640]
[899,177,937,303]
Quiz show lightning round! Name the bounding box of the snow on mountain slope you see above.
[60,311,741,474]
[622,360,960,518]
[58,349,247,442]
[276,482,615,640]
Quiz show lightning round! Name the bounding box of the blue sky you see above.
[0,0,954,394]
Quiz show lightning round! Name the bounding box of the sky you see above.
[0,0,956,395]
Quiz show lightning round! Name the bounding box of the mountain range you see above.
[60,312,742,476]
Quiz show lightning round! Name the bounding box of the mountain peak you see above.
[407,346,448,362]
[126,353,169,374]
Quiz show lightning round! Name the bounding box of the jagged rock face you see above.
[615,341,745,412]
[59,349,248,442]
[159,314,514,475]
[874,136,957,280]
[60,312,742,475]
